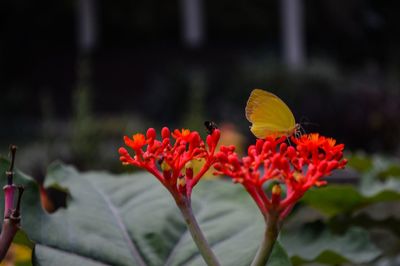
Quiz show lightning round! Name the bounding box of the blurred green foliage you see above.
[286,153,400,265]
[0,159,388,266]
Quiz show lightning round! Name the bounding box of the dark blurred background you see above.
[1,0,400,173]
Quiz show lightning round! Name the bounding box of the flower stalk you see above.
[176,197,220,266]
[250,212,279,266]
[0,145,25,262]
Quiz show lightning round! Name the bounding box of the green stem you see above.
[250,213,280,266]
[177,198,221,266]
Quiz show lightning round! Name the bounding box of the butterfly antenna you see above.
[302,122,319,127]
[299,116,311,124]
[299,116,319,129]
[299,124,306,135]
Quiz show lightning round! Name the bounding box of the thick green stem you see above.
[251,213,280,266]
[177,198,220,266]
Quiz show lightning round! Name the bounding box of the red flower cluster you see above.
[214,133,347,220]
[119,127,220,199]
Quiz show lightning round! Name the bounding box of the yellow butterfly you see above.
[245,89,299,139]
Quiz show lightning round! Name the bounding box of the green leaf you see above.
[377,164,400,180]
[281,223,381,265]
[13,230,35,249]
[347,153,373,173]
[342,213,400,238]
[356,155,400,188]
[267,242,292,266]
[347,153,400,179]
[301,184,400,217]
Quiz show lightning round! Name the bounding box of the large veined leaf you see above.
[281,223,381,265]
[301,184,400,217]
[0,159,290,266]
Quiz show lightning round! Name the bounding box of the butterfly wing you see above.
[246,89,296,138]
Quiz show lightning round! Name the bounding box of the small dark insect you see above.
[204,121,218,134]
[157,156,164,165]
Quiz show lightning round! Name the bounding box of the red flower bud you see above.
[286,146,296,158]
[315,180,327,187]
[206,135,213,149]
[176,145,185,155]
[216,152,228,163]
[340,159,348,168]
[248,145,257,157]
[119,147,128,155]
[243,157,251,166]
[263,141,272,152]
[219,146,230,153]
[256,139,264,153]
[228,145,236,151]
[297,145,304,152]
[191,132,201,145]
[327,161,339,172]
[146,128,156,139]
[228,154,240,167]
[318,160,328,173]
[335,151,343,160]
[280,157,290,173]
[271,153,281,168]
[280,143,288,153]
[161,127,170,139]
[212,129,221,143]
[213,163,223,171]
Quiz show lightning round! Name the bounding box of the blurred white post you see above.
[77,0,97,54]
[181,0,205,48]
[281,0,305,70]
